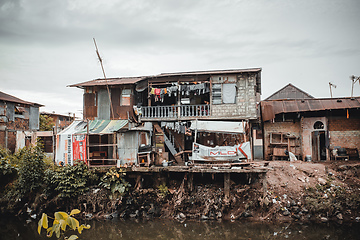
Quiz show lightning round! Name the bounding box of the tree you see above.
[39,115,55,131]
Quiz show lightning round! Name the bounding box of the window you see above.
[314,121,324,129]
[121,89,131,106]
[222,83,236,104]
[212,83,237,104]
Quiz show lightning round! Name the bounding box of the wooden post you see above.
[187,173,194,192]
[86,119,90,167]
[261,173,267,197]
[135,174,142,190]
[224,173,230,199]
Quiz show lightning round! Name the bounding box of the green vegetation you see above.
[38,209,90,239]
[157,183,169,198]
[39,114,55,131]
[99,167,130,199]
[45,161,98,199]
[16,143,46,196]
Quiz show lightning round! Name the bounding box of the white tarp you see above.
[189,120,245,133]
[192,142,251,161]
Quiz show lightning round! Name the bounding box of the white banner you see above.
[192,142,250,161]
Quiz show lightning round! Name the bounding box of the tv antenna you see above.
[350,75,360,98]
[329,82,336,98]
[93,38,114,119]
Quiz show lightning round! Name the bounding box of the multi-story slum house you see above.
[0,91,42,152]
[57,68,262,167]
[261,84,360,161]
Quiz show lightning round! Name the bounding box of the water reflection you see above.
[1,216,360,240]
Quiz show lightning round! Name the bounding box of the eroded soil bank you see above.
[2,161,360,223]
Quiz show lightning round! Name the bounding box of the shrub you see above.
[48,161,98,199]
[17,144,45,196]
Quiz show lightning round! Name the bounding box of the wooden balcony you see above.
[140,104,210,120]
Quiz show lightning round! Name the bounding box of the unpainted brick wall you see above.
[263,121,301,160]
[0,131,5,148]
[7,118,30,131]
[328,118,360,152]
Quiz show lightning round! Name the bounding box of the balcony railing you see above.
[141,104,210,119]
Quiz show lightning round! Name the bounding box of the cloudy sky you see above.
[1,0,359,117]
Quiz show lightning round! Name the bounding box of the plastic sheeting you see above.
[55,120,128,166]
[191,142,251,161]
[222,83,236,104]
[189,120,245,133]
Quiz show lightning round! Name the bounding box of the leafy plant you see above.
[49,161,97,199]
[38,209,90,239]
[99,167,130,198]
[0,157,16,177]
[17,143,45,196]
[158,183,168,197]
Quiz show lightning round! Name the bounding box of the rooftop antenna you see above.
[329,82,336,98]
[93,38,114,119]
[350,75,360,98]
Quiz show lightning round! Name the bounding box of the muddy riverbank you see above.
[1,161,360,224]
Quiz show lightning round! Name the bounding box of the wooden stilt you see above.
[135,174,142,190]
[187,173,194,192]
[224,173,230,199]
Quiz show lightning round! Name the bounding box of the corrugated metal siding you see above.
[84,93,97,119]
[29,106,39,130]
[97,89,110,120]
[6,102,14,121]
[117,132,138,165]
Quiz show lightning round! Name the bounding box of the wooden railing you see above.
[141,104,210,119]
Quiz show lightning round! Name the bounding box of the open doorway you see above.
[312,131,326,161]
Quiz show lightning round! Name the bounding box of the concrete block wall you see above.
[263,121,301,160]
[211,73,258,119]
[328,118,360,152]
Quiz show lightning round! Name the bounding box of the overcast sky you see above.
[1,0,359,118]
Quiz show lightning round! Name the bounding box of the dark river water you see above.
[1,216,360,240]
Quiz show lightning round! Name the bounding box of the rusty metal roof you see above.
[0,91,43,106]
[69,77,147,88]
[69,68,262,88]
[157,68,262,77]
[261,97,360,121]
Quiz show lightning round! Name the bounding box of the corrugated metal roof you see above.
[69,68,262,88]
[59,120,128,135]
[157,68,262,77]
[69,77,147,88]
[261,97,360,121]
[0,91,43,106]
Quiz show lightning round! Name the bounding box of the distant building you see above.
[40,112,75,133]
[0,91,42,152]
[36,112,75,156]
[261,84,360,161]
[265,83,314,100]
